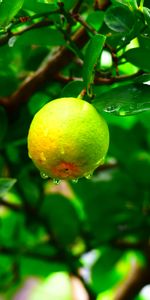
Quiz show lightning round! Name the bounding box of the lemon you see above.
[27,97,109,180]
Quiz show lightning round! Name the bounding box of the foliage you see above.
[0,0,150,299]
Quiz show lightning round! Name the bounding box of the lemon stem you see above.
[77,88,87,99]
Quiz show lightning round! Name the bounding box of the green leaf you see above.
[58,0,79,11]
[104,5,135,32]
[83,34,106,94]
[15,28,65,47]
[133,73,150,83]
[0,178,17,197]
[23,0,57,13]
[0,107,8,145]
[71,174,137,242]
[86,11,104,31]
[37,0,56,3]
[127,151,150,187]
[60,81,84,98]
[143,7,150,28]
[0,212,23,245]
[108,123,145,164]
[93,83,150,116]
[41,194,80,246]
[111,0,138,10]
[91,247,122,293]
[28,92,50,115]
[21,258,67,277]
[124,48,150,72]
[0,0,24,27]
[138,34,150,50]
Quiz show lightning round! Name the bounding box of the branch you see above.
[0,27,89,113]
[94,70,144,84]
[114,259,150,300]
[53,70,144,85]
[0,19,54,47]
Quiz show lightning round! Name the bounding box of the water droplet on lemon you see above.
[53,179,61,185]
[72,178,79,183]
[85,173,93,180]
[40,172,49,179]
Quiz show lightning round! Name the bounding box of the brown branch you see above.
[70,275,90,300]
[94,0,111,10]
[114,259,150,300]
[0,19,54,47]
[0,27,89,113]
[13,19,54,36]
[111,239,147,251]
[53,70,144,86]
[72,13,97,34]
[94,70,144,84]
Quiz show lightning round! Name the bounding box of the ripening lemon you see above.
[27,97,109,181]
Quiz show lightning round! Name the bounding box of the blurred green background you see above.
[0,0,150,299]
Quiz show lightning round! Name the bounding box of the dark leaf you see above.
[15,28,65,47]
[91,247,122,293]
[124,48,150,72]
[41,194,80,246]
[104,5,135,32]
[0,107,8,145]
[111,0,138,10]
[60,81,84,98]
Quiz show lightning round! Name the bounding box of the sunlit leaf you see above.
[83,34,106,94]
[143,7,150,28]
[0,0,24,27]
[111,0,138,10]
[0,178,17,197]
[86,11,104,31]
[23,0,57,12]
[91,247,122,293]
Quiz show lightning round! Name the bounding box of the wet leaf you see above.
[93,83,150,116]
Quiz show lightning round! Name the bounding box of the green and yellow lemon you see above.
[27,97,109,181]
